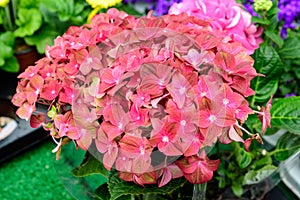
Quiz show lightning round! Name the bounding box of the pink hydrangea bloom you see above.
[169,0,263,54]
[12,8,271,187]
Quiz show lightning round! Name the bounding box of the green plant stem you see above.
[268,145,300,157]
[4,5,13,31]
[11,0,17,29]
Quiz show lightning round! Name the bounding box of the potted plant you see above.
[0,0,92,73]
[10,0,300,199]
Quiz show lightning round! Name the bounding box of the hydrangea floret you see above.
[169,0,263,54]
[12,9,271,187]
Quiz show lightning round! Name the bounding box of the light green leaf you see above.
[251,156,272,170]
[0,57,19,72]
[278,37,300,59]
[72,152,108,178]
[243,165,277,185]
[25,24,59,53]
[0,31,15,47]
[274,132,300,161]
[252,16,269,25]
[231,183,243,197]
[40,0,74,22]
[14,8,43,37]
[249,44,282,105]
[271,97,300,134]
[0,43,13,66]
[19,0,40,9]
[107,170,186,200]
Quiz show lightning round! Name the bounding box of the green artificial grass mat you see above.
[0,141,74,200]
[0,140,107,200]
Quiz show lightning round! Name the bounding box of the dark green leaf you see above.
[234,143,252,169]
[243,165,277,185]
[295,68,300,79]
[274,132,300,161]
[264,30,283,48]
[107,170,186,200]
[266,14,279,31]
[72,152,108,178]
[267,7,279,17]
[231,183,243,197]
[271,97,300,134]
[14,8,43,37]
[0,57,19,72]
[278,37,300,59]
[94,183,111,200]
[249,44,282,105]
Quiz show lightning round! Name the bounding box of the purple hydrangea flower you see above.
[123,0,182,16]
[243,0,300,38]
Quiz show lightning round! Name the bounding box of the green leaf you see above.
[273,132,300,161]
[243,165,277,185]
[19,0,40,9]
[94,183,112,200]
[14,8,43,37]
[0,57,19,72]
[251,156,272,170]
[25,24,59,53]
[0,31,15,47]
[234,143,252,169]
[40,0,74,22]
[278,37,300,59]
[266,14,279,31]
[107,170,186,200]
[249,44,282,105]
[0,43,14,66]
[72,152,108,178]
[252,16,269,25]
[271,97,300,134]
[231,183,243,197]
[264,30,283,48]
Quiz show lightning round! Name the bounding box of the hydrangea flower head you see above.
[12,8,270,187]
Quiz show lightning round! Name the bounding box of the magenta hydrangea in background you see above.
[169,0,263,54]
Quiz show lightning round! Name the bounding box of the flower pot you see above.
[15,45,40,73]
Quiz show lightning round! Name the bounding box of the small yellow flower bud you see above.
[254,0,273,12]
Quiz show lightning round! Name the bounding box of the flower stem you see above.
[192,183,207,200]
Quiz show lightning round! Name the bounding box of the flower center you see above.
[180,120,186,126]
[139,146,145,155]
[179,87,186,94]
[209,114,217,122]
[162,136,169,143]
[223,98,229,105]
